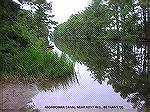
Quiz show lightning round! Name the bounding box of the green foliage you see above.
[0,0,73,80]
[53,0,150,40]
[0,0,20,20]
[1,46,73,77]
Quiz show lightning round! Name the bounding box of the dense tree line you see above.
[53,0,150,41]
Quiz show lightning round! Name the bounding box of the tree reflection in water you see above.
[55,39,150,112]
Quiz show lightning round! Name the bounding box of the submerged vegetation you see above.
[53,0,150,41]
[0,0,74,81]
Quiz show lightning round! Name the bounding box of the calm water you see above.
[0,40,150,112]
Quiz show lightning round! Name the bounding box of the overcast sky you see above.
[13,0,91,24]
[49,0,91,24]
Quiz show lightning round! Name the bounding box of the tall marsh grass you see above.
[0,46,74,82]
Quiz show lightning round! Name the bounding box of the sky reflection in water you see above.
[29,61,133,109]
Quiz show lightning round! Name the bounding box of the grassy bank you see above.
[0,45,74,82]
[0,3,74,82]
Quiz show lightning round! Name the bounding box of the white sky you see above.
[48,0,91,24]
[13,0,91,24]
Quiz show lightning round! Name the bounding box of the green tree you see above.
[53,0,150,41]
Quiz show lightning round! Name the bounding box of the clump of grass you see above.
[1,46,74,81]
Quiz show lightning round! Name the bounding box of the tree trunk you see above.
[147,0,150,38]
[143,7,147,37]
[115,4,120,31]
[143,0,150,39]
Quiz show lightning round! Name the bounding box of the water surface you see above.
[0,40,150,112]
